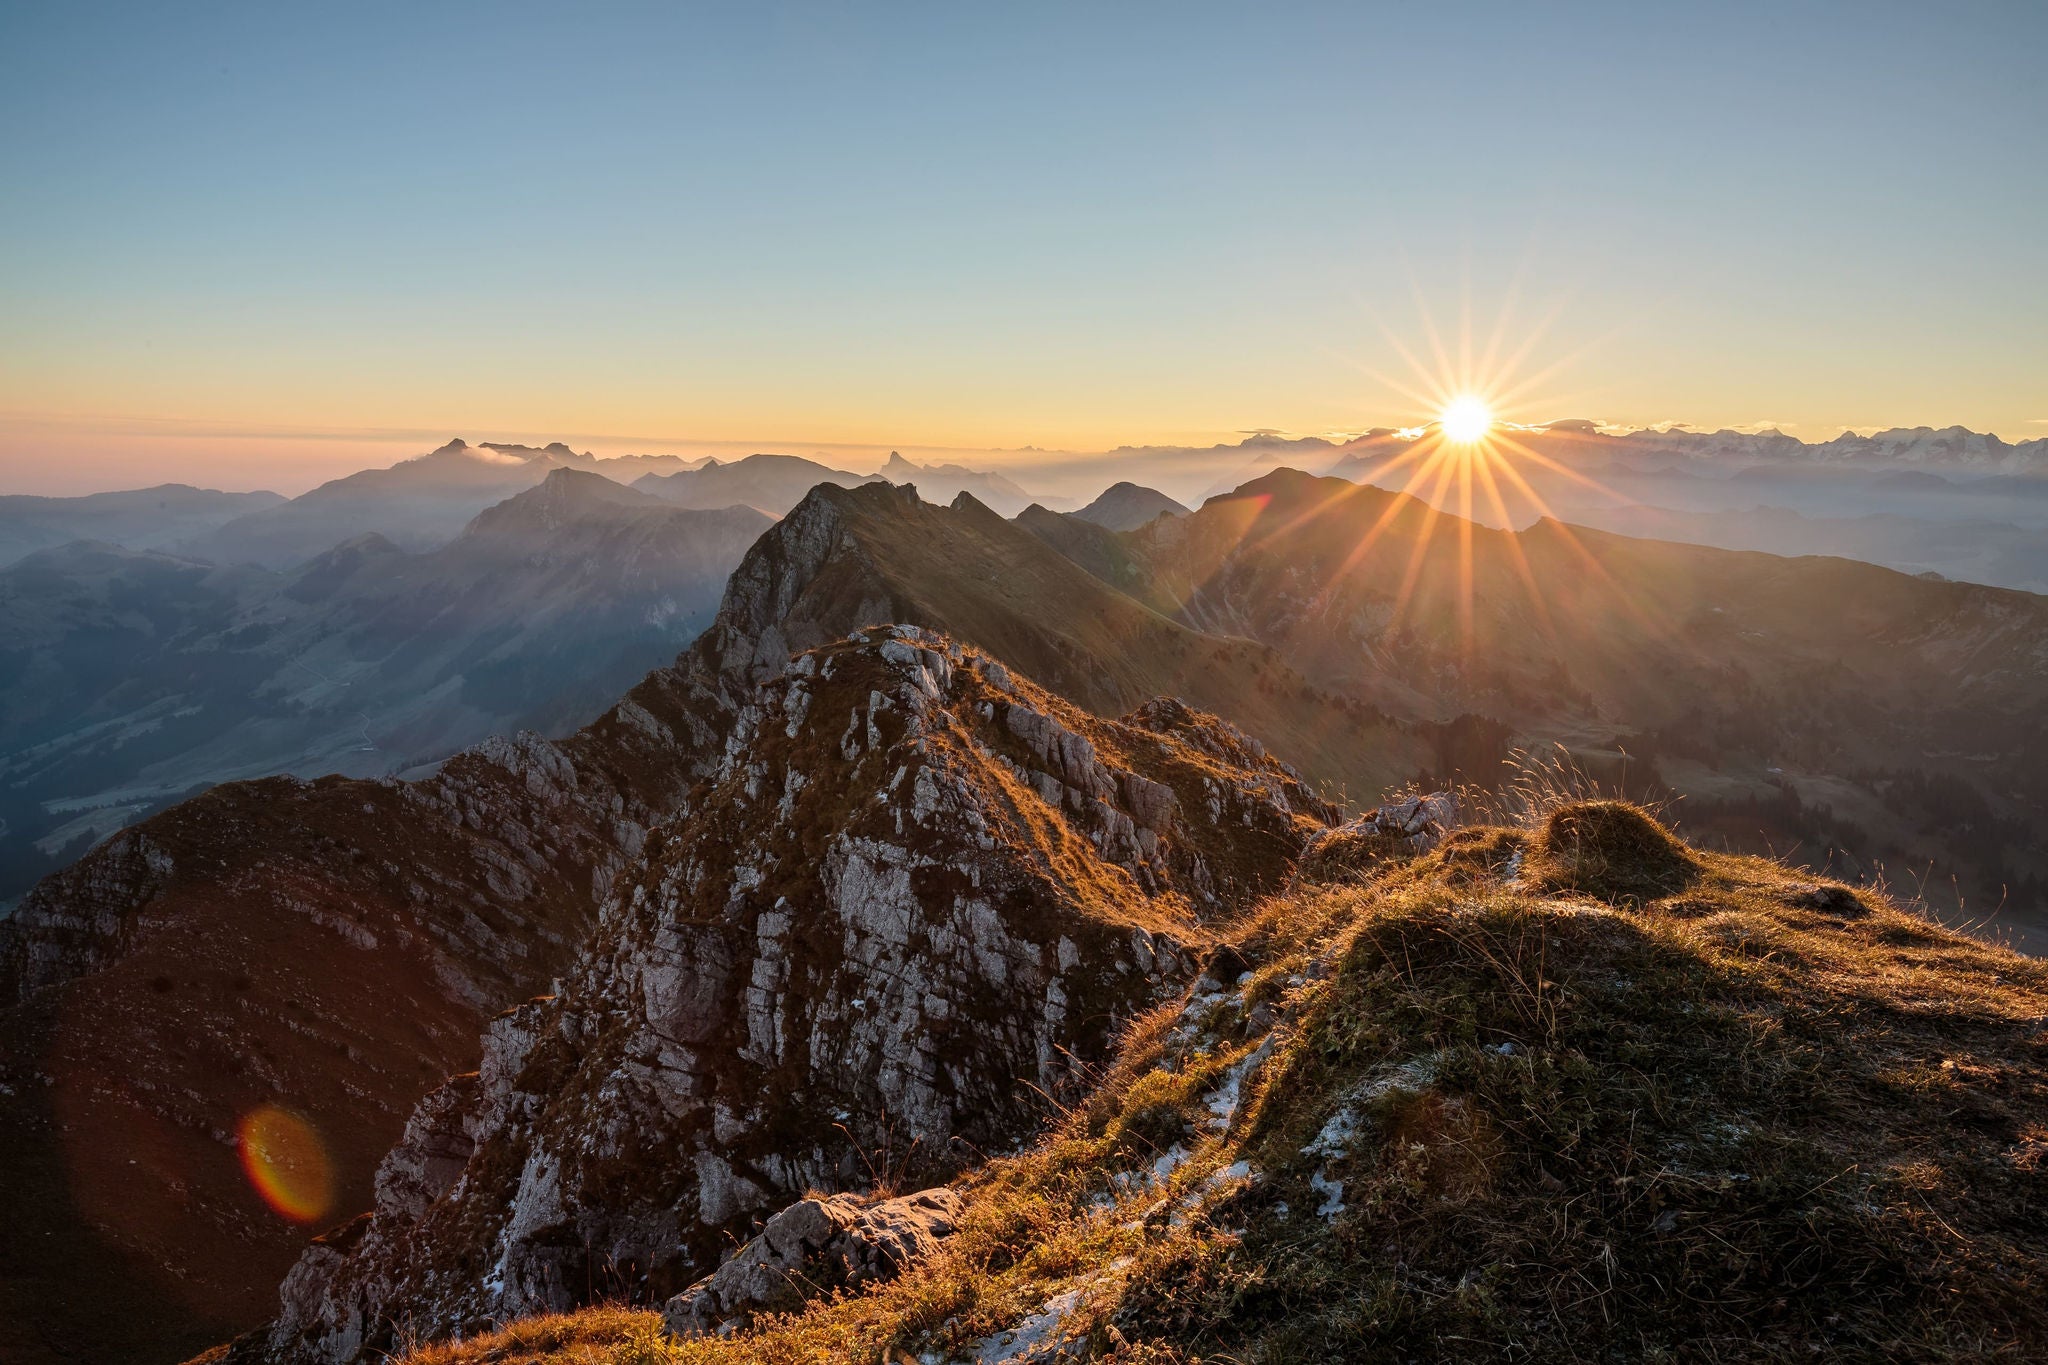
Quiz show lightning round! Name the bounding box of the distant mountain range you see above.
[14,423,2042,573]
[177,439,715,569]
[1588,422,2048,471]
[0,484,285,568]
[0,469,767,905]
[633,452,883,514]
[940,423,2048,514]
[6,416,2047,914]
[1309,424,2048,494]
[4,419,2046,925]
[1313,424,2048,594]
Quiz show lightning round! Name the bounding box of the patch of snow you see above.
[1152,1143,1190,1183]
[1309,1170,1345,1218]
[1201,1035,1276,1131]
[972,1287,1087,1362]
[1303,1106,1360,1160]
[1201,1160,1255,1194]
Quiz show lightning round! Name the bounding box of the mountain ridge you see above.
[351,798,2048,1365]
[1022,468,2048,939]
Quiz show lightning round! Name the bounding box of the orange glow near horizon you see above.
[237,1104,335,1224]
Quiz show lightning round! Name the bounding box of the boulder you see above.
[662,1187,963,1337]
[1298,792,1456,881]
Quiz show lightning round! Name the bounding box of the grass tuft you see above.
[1527,798,1700,903]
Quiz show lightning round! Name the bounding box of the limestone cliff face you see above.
[263,627,1332,1362]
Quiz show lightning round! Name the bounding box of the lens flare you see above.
[237,1104,334,1224]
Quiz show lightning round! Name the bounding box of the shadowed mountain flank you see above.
[1027,469,2048,941]
[0,485,286,568]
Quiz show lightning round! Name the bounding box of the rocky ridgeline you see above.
[260,626,1333,1362]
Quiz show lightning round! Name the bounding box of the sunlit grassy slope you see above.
[386,803,2048,1364]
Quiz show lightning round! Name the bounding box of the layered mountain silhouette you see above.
[1072,481,1188,531]
[631,452,882,515]
[178,441,711,570]
[1019,469,2048,936]
[0,485,285,567]
[0,470,767,904]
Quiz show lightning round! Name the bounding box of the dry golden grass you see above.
[395,803,2048,1365]
[392,1307,661,1365]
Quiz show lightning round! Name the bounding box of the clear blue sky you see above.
[2,1,2044,491]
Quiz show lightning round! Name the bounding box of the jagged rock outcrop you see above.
[1297,792,1457,881]
[260,626,1333,1362]
[661,1187,963,1338]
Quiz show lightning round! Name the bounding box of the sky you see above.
[1,1,2044,494]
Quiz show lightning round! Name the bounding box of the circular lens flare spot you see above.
[237,1105,334,1224]
[1440,395,1493,443]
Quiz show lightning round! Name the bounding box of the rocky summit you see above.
[254,626,1332,1361]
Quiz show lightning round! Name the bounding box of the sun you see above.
[1439,395,1493,444]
